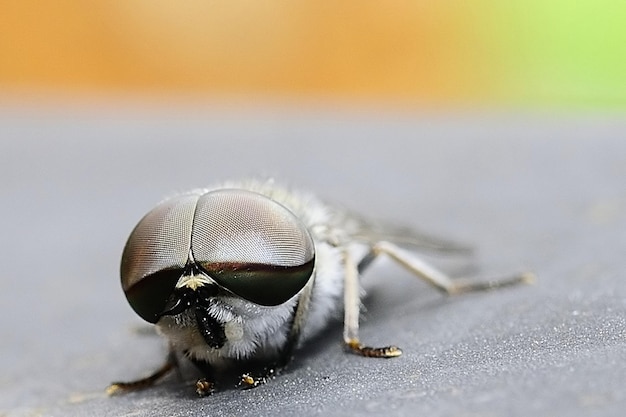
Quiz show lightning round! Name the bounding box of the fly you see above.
[107,179,533,396]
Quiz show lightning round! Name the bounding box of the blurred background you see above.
[1,0,625,107]
[2,3,626,416]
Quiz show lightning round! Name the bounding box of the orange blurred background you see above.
[1,1,625,107]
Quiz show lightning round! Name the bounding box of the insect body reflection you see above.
[108,179,532,396]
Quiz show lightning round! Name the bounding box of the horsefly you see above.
[108,179,532,396]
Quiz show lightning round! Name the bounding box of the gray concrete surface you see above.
[1,104,625,416]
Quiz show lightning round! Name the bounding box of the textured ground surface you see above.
[1,105,625,417]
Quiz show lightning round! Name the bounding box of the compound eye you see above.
[192,190,315,306]
[120,194,199,323]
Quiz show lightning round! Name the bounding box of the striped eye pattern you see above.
[120,189,316,323]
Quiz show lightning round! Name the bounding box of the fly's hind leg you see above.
[106,350,178,395]
[343,241,534,358]
[361,241,534,296]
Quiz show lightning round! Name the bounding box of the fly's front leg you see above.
[236,344,290,389]
[189,357,217,397]
[236,346,293,389]
[238,366,279,389]
[364,241,534,295]
[343,249,402,358]
[238,278,314,389]
[106,350,178,395]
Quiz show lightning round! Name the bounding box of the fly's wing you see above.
[345,211,474,255]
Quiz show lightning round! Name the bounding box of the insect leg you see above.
[238,277,316,389]
[106,349,178,395]
[343,248,402,358]
[363,241,534,295]
[189,358,218,396]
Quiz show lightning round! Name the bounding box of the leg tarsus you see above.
[189,357,217,397]
[450,271,536,295]
[237,366,278,389]
[345,339,402,358]
[195,378,215,397]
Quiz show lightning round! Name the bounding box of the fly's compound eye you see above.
[192,190,315,306]
[120,194,198,323]
[120,189,315,323]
